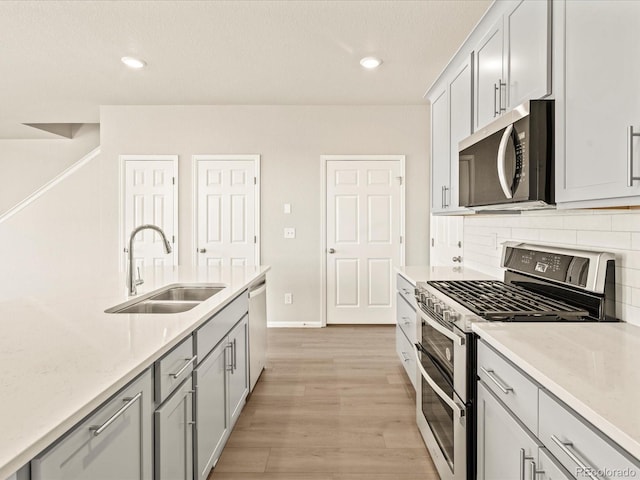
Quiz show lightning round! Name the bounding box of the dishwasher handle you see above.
[249,281,266,298]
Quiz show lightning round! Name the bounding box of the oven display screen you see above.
[504,247,589,287]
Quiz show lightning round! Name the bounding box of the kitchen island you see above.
[0,265,269,479]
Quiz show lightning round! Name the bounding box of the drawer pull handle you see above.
[530,460,544,479]
[519,448,534,480]
[551,435,599,480]
[171,355,197,379]
[90,392,142,436]
[480,366,513,394]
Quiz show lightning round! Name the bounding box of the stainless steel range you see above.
[414,242,617,480]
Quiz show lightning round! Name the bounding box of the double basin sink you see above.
[106,284,226,314]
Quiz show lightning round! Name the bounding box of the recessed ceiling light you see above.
[360,57,382,69]
[121,56,146,69]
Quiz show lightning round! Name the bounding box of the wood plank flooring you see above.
[208,325,438,480]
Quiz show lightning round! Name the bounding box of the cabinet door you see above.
[155,377,194,480]
[431,86,449,213]
[537,448,575,480]
[32,370,153,480]
[227,316,249,427]
[475,18,505,130]
[477,380,540,480]
[558,0,640,203]
[194,340,229,480]
[449,55,473,211]
[505,0,551,109]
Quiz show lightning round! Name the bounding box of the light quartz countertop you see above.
[0,265,269,479]
[396,265,497,286]
[473,321,640,460]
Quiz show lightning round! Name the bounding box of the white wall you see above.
[99,105,430,326]
[0,124,100,215]
[463,210,640,326]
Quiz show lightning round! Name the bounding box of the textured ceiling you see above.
[0,0,491,138]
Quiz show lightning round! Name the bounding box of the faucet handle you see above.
[135,267,144,286]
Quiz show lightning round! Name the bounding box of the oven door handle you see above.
[414,344,465,417]
[418,309,464,346]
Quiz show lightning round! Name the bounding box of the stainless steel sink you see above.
[106,283,226,314]
[149,286,224,302]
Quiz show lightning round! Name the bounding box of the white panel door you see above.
[196,159,257,268]
[123,159,177,270]
[326,159,402,324]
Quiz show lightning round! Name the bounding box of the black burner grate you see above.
[427,280,588,321]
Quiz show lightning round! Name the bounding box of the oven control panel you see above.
[503,246,589,287]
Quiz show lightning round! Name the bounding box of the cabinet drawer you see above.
[396,325,417,390]
[396,274,416,308]
[196,291,248,360]
[396,292,417,344]
[477,340,538,434]
[539,390,640,479]
[155,336,195,405]
[32,370,153,480]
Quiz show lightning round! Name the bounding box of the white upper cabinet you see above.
[430,85,450,214]
[505,0,551,109]
[474,0,550,131]
[555,0,640,206]
[474,18,505,130]
[449,55,473,212]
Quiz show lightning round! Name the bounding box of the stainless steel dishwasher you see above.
[248,277,267,391]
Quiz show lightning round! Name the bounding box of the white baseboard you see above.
[267,321,323,328]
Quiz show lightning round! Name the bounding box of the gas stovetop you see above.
[426,280,588,322]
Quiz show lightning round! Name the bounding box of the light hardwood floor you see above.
[208,325,438,480]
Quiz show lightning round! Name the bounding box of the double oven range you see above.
[414,242,617,480]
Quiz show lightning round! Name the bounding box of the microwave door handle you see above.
[497,124,514,199]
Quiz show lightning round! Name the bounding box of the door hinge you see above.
[254,177,257,185]
[172,177,175,185]
[254,235,257,244]
[400,236,403,244]
[397,176,403,185]
[172,235,175,243]
[431,238,435,247]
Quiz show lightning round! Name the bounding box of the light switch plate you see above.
[284,203,291,214]
[284,227,296,239]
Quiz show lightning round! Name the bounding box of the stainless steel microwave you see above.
[458,100,554,210]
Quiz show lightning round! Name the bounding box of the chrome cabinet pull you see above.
[171,355,197,379]
[551,435,599,480]
[225,343,233,371]
[480,366,513,394]
[443,186,449,208]
[530,460,544,479]
[89,392,142,436]
[498,79,507,113]
[494,83,499,117]
[232,338,237,372]
[519,448,534,480]
[628,126,640,186]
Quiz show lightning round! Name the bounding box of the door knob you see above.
[328,248,336,254]
[198,248,207,253]
[452,256,462,263]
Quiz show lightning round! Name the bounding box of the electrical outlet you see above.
[284,227,296,239]
[284,293,293,304]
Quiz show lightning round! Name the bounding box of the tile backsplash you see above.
[463,209,640,326]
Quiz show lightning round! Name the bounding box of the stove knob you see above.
[426,297,434,308]
[434,303,443,314]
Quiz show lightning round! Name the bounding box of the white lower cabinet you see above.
[193,313,249,480]
[227,316,249,427]
[31,370,153,480]
[537,447,574,480]
[476,380,541,480]
[194,340,228,480]
[154,378,194,480]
